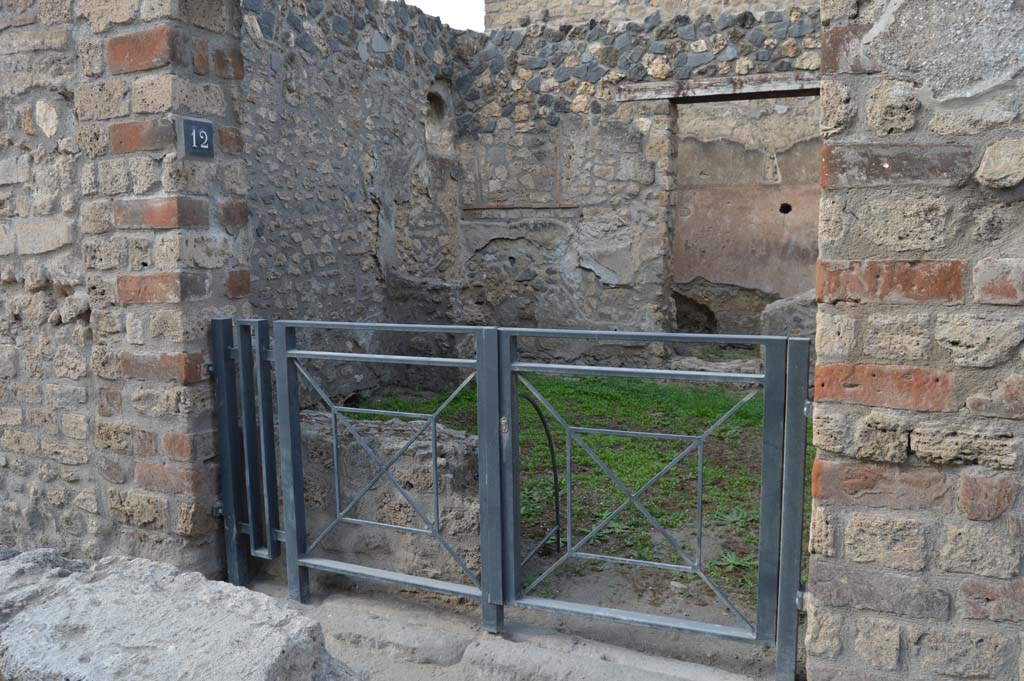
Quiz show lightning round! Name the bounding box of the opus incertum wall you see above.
[241,0,822,357]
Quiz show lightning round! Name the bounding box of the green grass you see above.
[362,374,813,606]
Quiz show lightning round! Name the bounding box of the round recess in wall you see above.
[779,203,793,215]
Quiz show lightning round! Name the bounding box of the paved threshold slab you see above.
[254,581,760,681]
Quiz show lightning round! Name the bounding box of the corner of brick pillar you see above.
[808,1,1024,680]
[0,0,251,575]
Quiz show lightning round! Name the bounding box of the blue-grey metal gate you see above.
[211,319,810,681]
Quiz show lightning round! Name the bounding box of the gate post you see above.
[212,318,251,586]
[275,322,310,603]
[476,327,505,632]
[776,338,811,681]
[497,331,521,604]
[756,338,787,644]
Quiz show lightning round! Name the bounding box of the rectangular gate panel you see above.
[494,327,804,656]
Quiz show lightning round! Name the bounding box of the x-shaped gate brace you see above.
[517,374,760,633]
[295,361,482,589]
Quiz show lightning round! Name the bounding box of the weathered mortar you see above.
[808,0,1024,679]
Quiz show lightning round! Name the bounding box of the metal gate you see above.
[211,319,810,681]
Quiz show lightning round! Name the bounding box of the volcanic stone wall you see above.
[240,0,822,365]
[0,0,250,573]
[807,0,1024,678]
[486,0,807,30]
[454,6,821,340]
[239,0,485,397]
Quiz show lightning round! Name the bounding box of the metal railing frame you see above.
[211,319,810,681]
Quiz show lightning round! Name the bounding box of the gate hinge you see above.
[204,362,216,377]
[797,581,808,611]
[804,400,814,419]
[212,502,225,518]
[499,417,509,434]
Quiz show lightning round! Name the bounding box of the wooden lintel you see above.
[616,72,821,103]
[462,203,580,211]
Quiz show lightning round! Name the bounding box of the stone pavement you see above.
[255,580,763,681]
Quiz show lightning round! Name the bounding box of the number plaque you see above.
[181,118,215,159]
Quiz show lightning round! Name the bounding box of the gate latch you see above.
[212,502,225,518]
[499,417,509,434]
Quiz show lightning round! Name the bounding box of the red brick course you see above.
[816,364,956,412]
[820,25,878,75]
[812,459,952,511]
[213,44,244,80]
[220,200,248,228]
[817,260,966,304]
[120,351,205,385]
[218,127,244,154]
[135,462,217,498]
[193,38,209,75]
[114,196,209,230]
[107,26,178,75]
[972,258,1024,305]
[958,474,1021,521]
[959,579,1024,622]
[109,119,176,153]
[224,270,251,299]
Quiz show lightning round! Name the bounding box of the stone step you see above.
[302,586,759,681]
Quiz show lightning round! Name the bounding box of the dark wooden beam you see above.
[617,72,820,103]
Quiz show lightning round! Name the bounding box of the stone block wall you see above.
[0,0,250,573]
[486,0,808,30]
[807,0,1024,678]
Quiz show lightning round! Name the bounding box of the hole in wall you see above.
[779,202,793,215]
[425,84,454,156]
[427,91,446,120]
[672,291,718,334]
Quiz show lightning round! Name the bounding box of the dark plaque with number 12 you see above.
[183,119,215,158]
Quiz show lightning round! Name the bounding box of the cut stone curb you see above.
[0,547,363,681]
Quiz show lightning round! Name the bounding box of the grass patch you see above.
[362,374,813,608]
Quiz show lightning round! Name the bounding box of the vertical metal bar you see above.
[776,339,810,681]
[565,432,573,552]
[498,331,521,603]
[756,339,787,644]
[211,318,250,586]
[696,439,704,568]
[237,325,265,553]
[432,417,440,530]
[274,321,309,602]
[476,328,504,633]
[332,412,341,516]
[254,320,281,559]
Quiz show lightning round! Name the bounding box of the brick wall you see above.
[808,0,1024,678]
[0,0,249,573]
